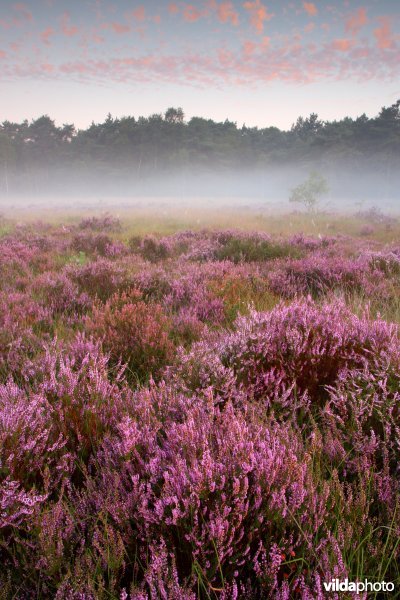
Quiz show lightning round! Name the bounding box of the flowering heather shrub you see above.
[132,260,255,326]
[1,220,400,598]
[0,234,64,286]
[86,289,174,383]
[214,230,272,246]
[0,326,42,384]
[165,338,238,403]
[129,230,219,262]
[288,232,337,251]
[207,272,276,325]
[165,282,225,325]
[164,230,211,258]
[71,231,115,256]
[20,337,130,466]
[129,541,197,600]
[323,359,400,477]
[0,291,51,382]
[183,236,222,262]
[171,299,399,410]
[226,300,398,401]
[363,249,400,276]
[0,381,71,492]
[104,239,128,258]
[171,308,207,346]
[78,213,122,232]
[0,238,41,289]
[214,233,299,263]
[36,385,311,598]
[268,254,386,299]
[360,224,374,236]
[138,235,173,262]
[0,290,50,330]
[0,478,47,531]
[129,230,304,265]
[130,263,173,301]
[66,257,131,301]
[31,271,90,319]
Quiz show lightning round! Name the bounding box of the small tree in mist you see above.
[289,171,328,213]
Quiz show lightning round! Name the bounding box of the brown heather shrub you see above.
[86,289,174,384]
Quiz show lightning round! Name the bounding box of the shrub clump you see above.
[66,258,131,302]
[171,298,399,408]
[71,232,114,256]
[78,213,122,232]
[86,289,174,383]
[215,234,299,263]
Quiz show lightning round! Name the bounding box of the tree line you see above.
[0,102,399,195]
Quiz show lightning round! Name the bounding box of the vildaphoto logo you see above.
[323,579,394,593]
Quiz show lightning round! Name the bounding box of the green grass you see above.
[3,202,399,241]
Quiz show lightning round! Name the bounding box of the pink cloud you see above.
[220,2,239,25]
[374,17,395,50]
[304,22,315,33]
[183,4,205,23]
[332,38,354,52]
[0,50,6,59]
[3,43,399,88]
[41,62,55,73]
[59,61,91,75]
[218,47,233,66]
[126,7,146,22]
[13,3,33,22]
[40,27,54,45]
[2,13,399,90]
[243,0,274,34]
[92,34,104,44]
[110,22,131,34]
[209,1,239,26]
[243,40,257,58]
[61,13,78,37]
[0,3,33,29]
[303,2,317,17]
[168,3,179,14]
[262,36,270,48]
[345,7,367,36]
[133,6,146,22]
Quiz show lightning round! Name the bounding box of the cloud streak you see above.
[345,7,368,36]
[374,16,396,50]
[40,26,54,45]
[211,1,240,26]
[60,12,78,37]
[0,0,398,100]
[243,0,274,34]
[3,37,398,89]
[303,2,317,17]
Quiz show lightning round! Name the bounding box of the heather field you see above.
[1,210,400,599]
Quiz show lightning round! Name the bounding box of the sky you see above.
[0,0,399,130]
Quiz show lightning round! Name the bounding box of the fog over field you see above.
[1,103,399,216]
[1,167,399,216]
